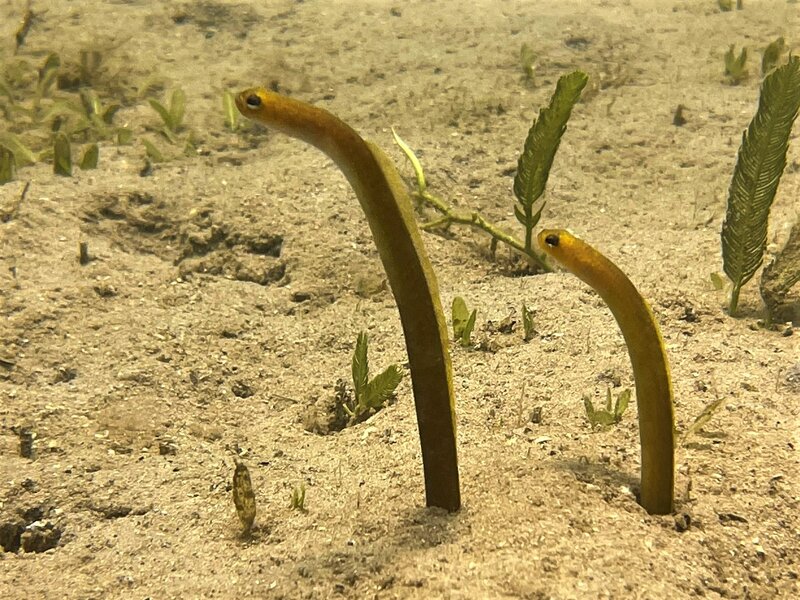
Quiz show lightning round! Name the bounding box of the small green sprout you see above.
[724,45,748,85]
[79,88,120,130]
[718,0,743,10]
[0,146,16,184]
[78,49,104,87]
[290,483,307,512]
[709,272,726,291]
[149,88,186,137]
[451,296,477,347]
[35,53,60,102]
[521,302,535,342]
[583,388,631,429]
[14,4,33,50]
[344,332,403,422]
[761,37,785,75]
[142,138,165,162]
[117,128,133,145]
[520,44,537,86]
[182,133,198,157]
[223,90,239,131]
[0,133,36,166]
[79,143,98,170]
[682,398,725,445]
[53,132,71,176]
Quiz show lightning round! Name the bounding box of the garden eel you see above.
[236,88,460,511]
[537,229,675,515]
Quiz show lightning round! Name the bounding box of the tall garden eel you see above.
[538,229,675,515]
[236,88,460,512]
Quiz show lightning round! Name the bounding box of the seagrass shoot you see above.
[451,297,477,348]
[344,332,403,424]
[583,387,631,430]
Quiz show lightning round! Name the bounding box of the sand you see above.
[1,1,798,598]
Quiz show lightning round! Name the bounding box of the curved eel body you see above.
[236,88,460,511]
[538,229,674,514]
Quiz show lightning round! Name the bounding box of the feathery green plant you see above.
[393,70,587,271]
[345,332,403,422]
[721,56,800,315]
[514,70,588,253]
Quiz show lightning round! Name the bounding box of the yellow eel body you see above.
[236,88,460,511]
[538,229,675,515]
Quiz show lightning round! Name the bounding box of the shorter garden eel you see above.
[538,229,675,515]
[236,88,460,511]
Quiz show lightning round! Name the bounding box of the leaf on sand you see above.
[451,296,476,345]
[363,364,403,409]
[451,296,470,338]
[461,308,476,346]
[169,88,186,130]
[0,133,37,166]
[721,56,800,313]
[53,132,72,177]
[0,146,16,184]
[683,398,725,441]
[232,460,256,534]
[352,332,369,404]
[80,144,99,170]
[148,99,172,128]
[614,388,631,418]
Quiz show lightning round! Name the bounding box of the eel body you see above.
[538,229,675,514]
[236,88,460,511]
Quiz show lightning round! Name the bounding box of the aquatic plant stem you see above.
[392,129,551,272]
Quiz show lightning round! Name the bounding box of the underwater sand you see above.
[1,0,799,598]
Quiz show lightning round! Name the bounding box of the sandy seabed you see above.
[1,1,799,598]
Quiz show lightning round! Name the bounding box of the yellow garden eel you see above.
[236,88,460,511]
[538,229,674,515]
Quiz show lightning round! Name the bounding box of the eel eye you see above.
[245,94,262,109]
[544,234,560,247]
